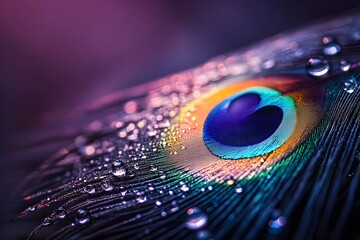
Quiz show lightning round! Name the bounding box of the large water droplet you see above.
[306,57,330,77]
[111,161,127,177]
[343,77,359,93]
[322,36,341,55]
[75,209,91,224]
[339,60,351,72]
[185,208,208,230]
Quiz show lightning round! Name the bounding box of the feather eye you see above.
[10,13,360,240]
[166,76,323,181]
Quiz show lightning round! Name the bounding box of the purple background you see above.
[0,1,359,238]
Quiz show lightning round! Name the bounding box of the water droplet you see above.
[225,176,235,185]
[235,184,243,194]
[149,164,158,172]
[147,130,157,137]
[75,209,91,224]
[322,36,341,55]
[185,208,208,230]
[180,183,190,192]
[28,206,36,212]
[133,163,140,170]
[84,184,96,194]
[119,186,127,196]
[111,161,127,177]
[159,171,166,180]
[267,209,287,235]
[155,200,162,206]
[83,145,96,156]
[196,230,214,240]
[74,135,87,147]
[161,210,167,217]
[306,57,330,77]
[148,183,156,191]
[170,204,180,213]
[54,207,67,219]
[339,60,351,72]
[42,217,52,226]
[127,133,138,141]
[261,59,275,69]
[343,77,359,93]
[136,192,147,203]
[101,180,114,191]
[124,100,138,114]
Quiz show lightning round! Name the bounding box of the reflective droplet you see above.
[133,163,140,170]
[225,176,235,185]
[180,183,190,192]
[136,192,147,203]
[54,207,67,219]
[28,206,36,212]
[235,185,243,194]
[155,200,162,206]
[148,183,156,191]
[84,184,96,194]
[42,217,52,226]
[159,171,167,180]
[74,135,87,147]
[261,58,275,69]
[343,77,359,93]
[161,210,167,217]
[83,145,96,156]
[339,60,351,72]
[196,230,214,240]
[306,57,330,77]
[101,180,114,191]
[75,209,91,225]
[322,36,341,55]
[119,186,127,196]
[149,164,158,172]
[268,210,287,235]
[185,208,208,230]
[170,204,180,213]
[111,161,127,177]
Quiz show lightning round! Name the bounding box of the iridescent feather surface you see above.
[10,12,360,240]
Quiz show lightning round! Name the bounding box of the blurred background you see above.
[0,0,359,238]
[1,0,359,142]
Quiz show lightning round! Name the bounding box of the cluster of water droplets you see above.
[16,22,360,239]
[304,36,360,94]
